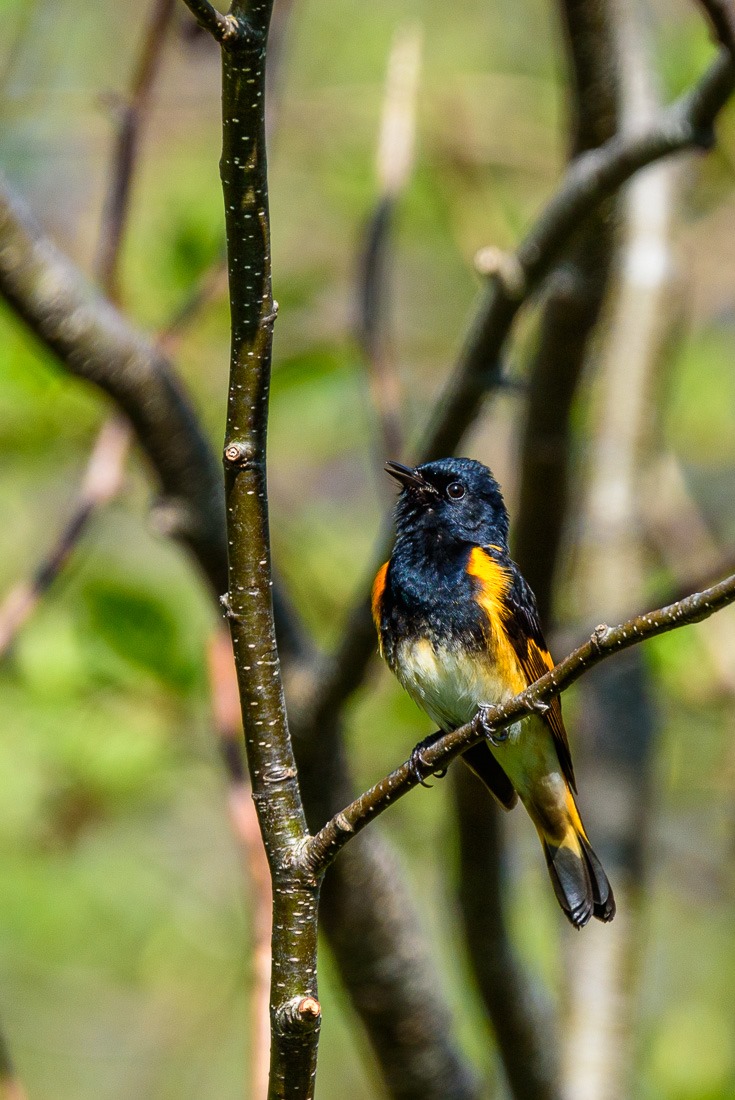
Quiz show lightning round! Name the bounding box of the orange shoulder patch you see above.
[466,547,527,694]
[371,562,389,630]
[466,546,510,608]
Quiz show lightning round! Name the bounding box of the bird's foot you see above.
[530,698,551,716]
[409,731,448,788]
[478,705,510,747]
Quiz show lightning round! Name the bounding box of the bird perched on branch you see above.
[372,456,615,928]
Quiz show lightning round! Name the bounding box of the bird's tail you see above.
[537,793,616,929]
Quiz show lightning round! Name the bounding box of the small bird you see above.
[372,456,615,928]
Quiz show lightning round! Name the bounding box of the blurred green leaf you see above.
[80,580,199,693]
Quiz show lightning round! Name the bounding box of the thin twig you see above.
[96,0,177,303]
[301,569,735,877]
[0,417,130,659]
[357,25,422,462]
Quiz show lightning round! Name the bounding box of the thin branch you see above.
[216,3,320,1096]
[643,456,735,694]
[294,41,735,747]
[179,0,239,42]
[301,569,735,877]
[156,251,228,356]
[96,0,176,302]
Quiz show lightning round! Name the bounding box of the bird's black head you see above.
[386,457,509,551]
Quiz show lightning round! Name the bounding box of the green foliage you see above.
[79,579,201,693]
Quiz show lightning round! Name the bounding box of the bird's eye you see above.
[447,481,465,500]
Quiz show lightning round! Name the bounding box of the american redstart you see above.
[372,456,615,928]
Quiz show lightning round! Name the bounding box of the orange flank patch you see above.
[564,786,588,840]
[467,546,576,788]
[465,547,526,695]
[371,562,389,633]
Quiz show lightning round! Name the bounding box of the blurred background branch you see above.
[0,0,178,662]
[0,1018,27,1100]
[564,3,684,1094]
[357,24,422,466]
[452,0,622,1093]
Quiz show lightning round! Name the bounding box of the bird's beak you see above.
[384,460,433,492]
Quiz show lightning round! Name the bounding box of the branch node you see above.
[590,622,612,652]
[219,591,244,622]
[221,13,242,42]
[474,246,526,299]
[275,995,322,1036]
[223,440,254,467]
[260,300,279,327]
[334,812,354,834]
[263,765,297,784]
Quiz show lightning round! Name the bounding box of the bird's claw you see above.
[409,733,447,788]
[531,699,551,716]
[479,706,510,747]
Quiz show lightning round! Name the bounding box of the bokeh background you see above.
[1,0,735,1096]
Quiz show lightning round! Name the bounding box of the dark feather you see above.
[461,743,518,810]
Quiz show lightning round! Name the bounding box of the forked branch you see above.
[179,0,239,41]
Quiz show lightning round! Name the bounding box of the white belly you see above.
[394,637,516,732]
